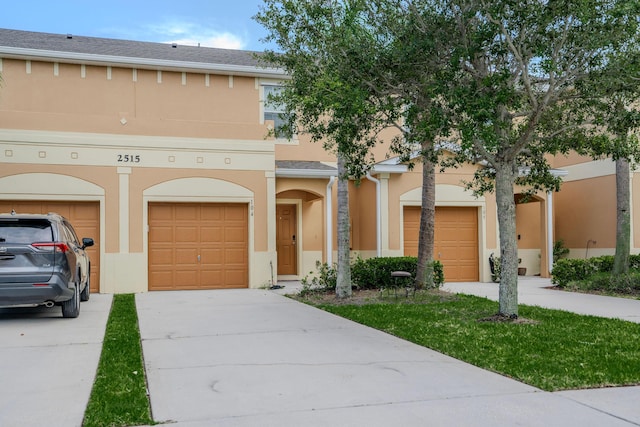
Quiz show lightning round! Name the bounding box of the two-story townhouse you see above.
[0,28,560,293]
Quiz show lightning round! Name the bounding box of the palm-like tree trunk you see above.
[613,157,630,274]
[336,153,352,298]
[495,165,519,317]
[415,151,436,288]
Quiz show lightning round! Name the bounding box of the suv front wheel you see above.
[80,266,91,302]
[62,283,80,318]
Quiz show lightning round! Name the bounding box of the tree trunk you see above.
[495,165,519,317]
[614,157,630,275]
[415,151,436,288]
[336,153,352,298]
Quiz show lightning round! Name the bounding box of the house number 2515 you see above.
[117,154,141,163]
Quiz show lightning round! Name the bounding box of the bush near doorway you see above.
[301,257,444,294]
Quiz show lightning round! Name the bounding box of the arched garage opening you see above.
[144,178,253,291]
[0,173,104,292]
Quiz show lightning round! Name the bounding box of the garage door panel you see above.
[149,248,173,265]
[200,227,222,243]
[174,205,199,221]
[200,206,223,220]
[225,270,247,286]
[224,248,246,264]
[225,205,246,219]
[200,248,222,264]
[150,204,174,220]
[150,226,174,243]
[148,203,248,290]
[175,270,198,287]
[225,227,247,243]
[175,249,198,266]
[200,270,222,285]
[404,206,478,282]
[175,226,198,243]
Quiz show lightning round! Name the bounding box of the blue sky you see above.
[0,0,272,51]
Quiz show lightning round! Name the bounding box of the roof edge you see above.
[0,46,287,77]
[275,169,338,179]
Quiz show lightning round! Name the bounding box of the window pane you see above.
[264,112,289,138]
[0,220,53,243]
[263,85,285,113]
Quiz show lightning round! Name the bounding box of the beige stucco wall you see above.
[0,58,271,140]
[0,54,279,292]
[555,175,617,252]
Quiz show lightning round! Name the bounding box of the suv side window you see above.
[62,221,80,246]
[0,219,53,243]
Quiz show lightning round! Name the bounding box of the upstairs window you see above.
[262,85,289,139]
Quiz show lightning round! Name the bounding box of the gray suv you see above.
[0,212,94,318]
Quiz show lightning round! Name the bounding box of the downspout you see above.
[547,190,554,274]
[326,176,336,265]
[366,172,382,257]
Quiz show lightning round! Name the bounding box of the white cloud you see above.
[146,20,248,50]
[169,33,245,50]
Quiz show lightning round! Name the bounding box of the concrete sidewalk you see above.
[442,276,640,323]
[136,283,640,426]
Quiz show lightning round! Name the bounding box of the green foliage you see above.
[301,257,445,294]
[83,294,154,427]
[489,253,501,283]
[629,254,640,270]
[317,295,640,391]
[300,261,337,296]
[553,239,570,263]
[256,0,393,179]
[566,271,640,296]
[351,256,444,289]
[552,255,620,287]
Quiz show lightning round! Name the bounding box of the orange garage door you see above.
[148,202,248,290]
[0,201,100,292]
[404,206,479,282]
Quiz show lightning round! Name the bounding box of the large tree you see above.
[438,0,639,317]
[256,0,390,298]
[365,1,454,288]
[575,29,640,275]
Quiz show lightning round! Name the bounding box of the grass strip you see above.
[83,294,154,427]
[313,293,640,391]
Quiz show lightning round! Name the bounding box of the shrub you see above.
[351,256,444,289]
[299,261,336,296]
[564,271,640,295]
[301,257,445,294]
[552,255,615,287]
[629,254,640,270]
[553,239,570,263]
[489,253,500,283]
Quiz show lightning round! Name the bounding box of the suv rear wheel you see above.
[62,283,80,318]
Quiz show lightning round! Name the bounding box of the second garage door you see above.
[404,206,479,282]
[148,202,248,290]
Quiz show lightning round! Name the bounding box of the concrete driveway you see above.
[136,288,640,426]
[0,294,112,427]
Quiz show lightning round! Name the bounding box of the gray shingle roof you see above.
[276,161,337,171]
[0,28,281,76]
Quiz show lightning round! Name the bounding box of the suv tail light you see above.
[32,242,70,253]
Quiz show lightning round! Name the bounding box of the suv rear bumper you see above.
[0,275,75,306]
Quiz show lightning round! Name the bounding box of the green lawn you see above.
[83,294,154,427]
[309,292,640,391]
